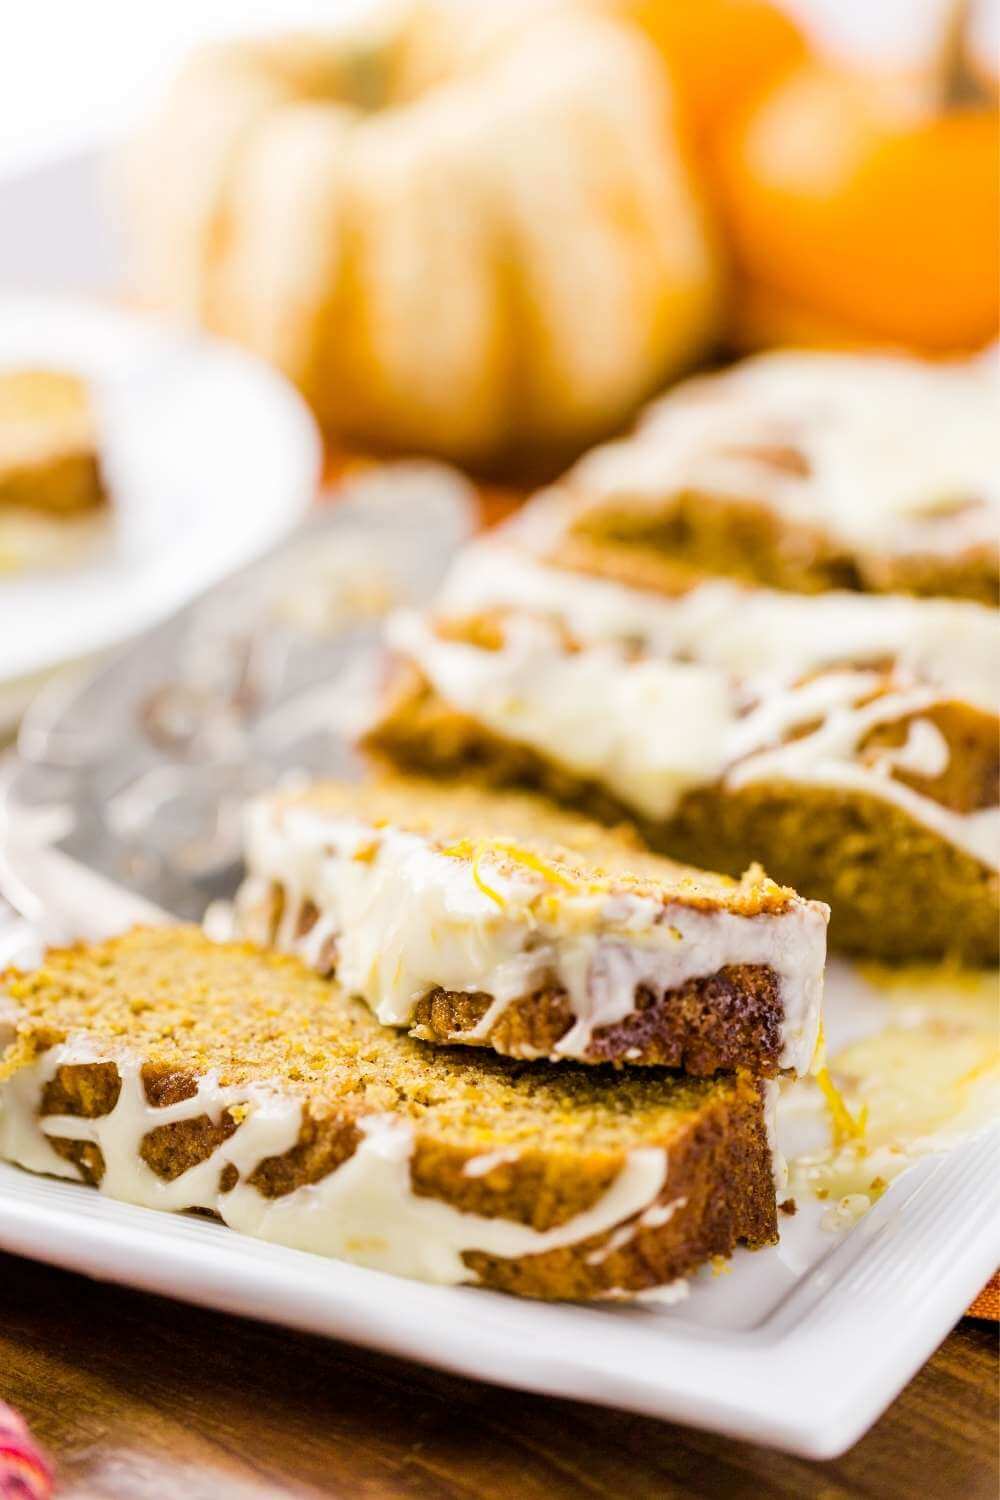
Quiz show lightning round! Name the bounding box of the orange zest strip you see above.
[815,1066,868,1147]
[490,841,578,890]
[470,851,507,909]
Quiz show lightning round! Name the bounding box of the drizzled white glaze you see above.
[868,718,950,780]
[570,350,1000,559]
[462,1147,521,1178]
[226,1119,668,1282]
[392,547,1000,870]
[440,541,999,709]
[726,678,1000,870]
[0,1033,302,1197]
[236,799,827,1071]
[387,609,736,819]
[584,1195,686,1264]
[0,1034,672,1287]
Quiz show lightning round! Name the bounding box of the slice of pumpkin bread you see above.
[0,927,778,1300]
[550,350,999,605]
[0,370,106,516]
[365,542,998,963]
[232,775,827,1076]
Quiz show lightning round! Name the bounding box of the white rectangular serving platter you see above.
[0,844,998,1458]
[0,1132,995,1460]
[1,130,998,1460]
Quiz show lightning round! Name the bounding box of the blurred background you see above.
[0,0,996,727]
[4,0,996,172]
[3,0,996,426]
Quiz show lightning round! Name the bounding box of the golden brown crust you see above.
[364,673,998,963]
[0,451,105,516]
[0,371,106,516]
[408,966,784,1075]
[461,1075,776,1298]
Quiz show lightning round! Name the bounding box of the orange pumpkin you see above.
[619,0,807,150]
[713,63,999,352]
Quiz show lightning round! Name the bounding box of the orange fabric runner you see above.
[967,1272,1000,1320]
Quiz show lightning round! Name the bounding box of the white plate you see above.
[0,293,321,698]
[0,846,997,1459]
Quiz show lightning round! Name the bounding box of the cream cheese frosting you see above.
[0,1029,671,1287]
[439,541,999,709]
[235,798,827,1072]
[569,350,1000,560]
[389,546,1000,871]
[387,609,737,819]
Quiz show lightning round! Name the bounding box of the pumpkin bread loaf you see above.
[0,927,778,1300]
[365,536,998,963]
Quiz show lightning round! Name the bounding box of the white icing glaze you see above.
[725,677,1000,869]
[0,1033,303,1205]
[584,1195,686,1264]
[224,1117,668,1282]
[440,541,999,710]
[237,798,827,1071]
[868,718,950,780]
[462,1147,521,1178]
[0,1034,673,1288]
[630,1277,689,1305]
[395,547,1000,870]
[387,609,737,818]
[763,1077,787,1196]
[571,350,1000,559]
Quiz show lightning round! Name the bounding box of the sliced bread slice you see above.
[0,370,106,516]
[233,775,826,1075]
[0,926,778,1301]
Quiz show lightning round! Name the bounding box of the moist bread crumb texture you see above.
[0,927,778,1300]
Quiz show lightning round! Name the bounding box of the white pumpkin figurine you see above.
[125,0,721,470]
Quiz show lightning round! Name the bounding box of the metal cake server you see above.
[0,462,473,925]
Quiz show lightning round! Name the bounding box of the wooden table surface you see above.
[2,1251,996,1500]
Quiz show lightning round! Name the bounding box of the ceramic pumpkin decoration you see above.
[124,0,721,473]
